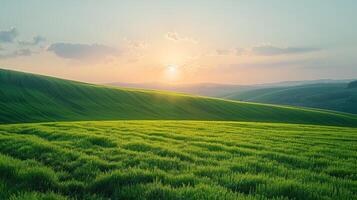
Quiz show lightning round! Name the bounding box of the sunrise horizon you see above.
[1,0,356,85]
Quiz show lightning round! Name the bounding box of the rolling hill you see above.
[348,80,357,88]
[224,83,357,114]
[1,68,357,126]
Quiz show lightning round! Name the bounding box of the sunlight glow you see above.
[167,64,178,74]
[164,64,180,82]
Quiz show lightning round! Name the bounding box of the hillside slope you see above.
[1,68,357,126]
[224,83,357,114]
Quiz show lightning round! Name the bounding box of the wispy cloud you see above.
[216,49,231,55]
[18,35,46,46]
[0,48,33,59]
[215,45,321,57]
[47,43,119,60]
[0,27,18,43]
[165,32,197,44]
[215,48,246,56]
[124,39,148,49]
[227,58,325,70]
[251,45,321,56]
[0,27,45,59]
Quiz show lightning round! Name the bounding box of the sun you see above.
[164,64,180,82]
[166,64,178,73]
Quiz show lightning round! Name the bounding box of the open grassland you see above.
[1,68,357,127]
[0,121,356,200]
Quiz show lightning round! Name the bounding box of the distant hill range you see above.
[108,79,357,114]
[224,82,357,114]
[106,82,256,97]
[1,68,357,127]
[107,79,354,97]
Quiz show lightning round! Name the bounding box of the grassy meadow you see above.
[0,121,356,200]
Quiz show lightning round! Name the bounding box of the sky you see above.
[0,0,356,85]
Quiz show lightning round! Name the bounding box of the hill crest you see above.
[1,68,357,127]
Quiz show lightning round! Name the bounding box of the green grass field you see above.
[1,69,357,127]
[0,121,356,200]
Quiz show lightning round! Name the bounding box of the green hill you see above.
[1,68,357,127]
[0,121,356,200]
[225,83,357,114]
[347,80,357,89]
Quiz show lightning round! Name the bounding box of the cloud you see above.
[0,27,41,59]
[0,48,33,59]
[226,58,325,70]
[251,45,320,56]
[123,39,148,50]
[215,48,247,56]
[0,27,18,43]
[166,32,180,41]
[120,39,149,63]
[165,32,197,44]
[235,48,246,56]
[216,49,231,55]
[19,35,46,46]
[214,45,321,57]
[47,43,119,60]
